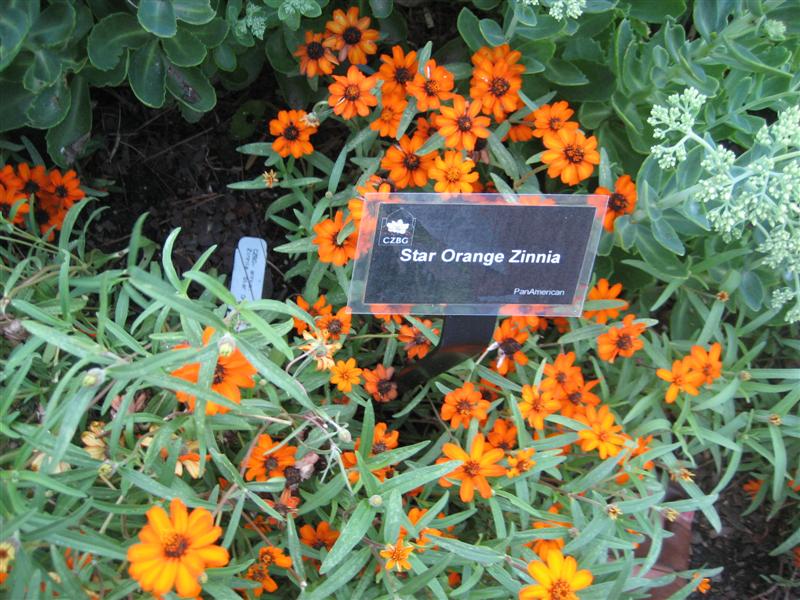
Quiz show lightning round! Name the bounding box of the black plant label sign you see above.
[348,194,607,316]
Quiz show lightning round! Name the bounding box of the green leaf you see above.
[129,39,167,108]
[740,271,764,311]
[166,65,216,112]
[319,500,375,574]
[162,27,207,66]
[138,0,177,38]
[173,0,216,25]
[0,6,31,71]
[433,536,503,565]
[457,8,483,52]
[628,0,687,23]
[24,48,63,93]
[381,460,460,495]
[769,425,787,502]
[369,0,393,19]
[651,217,685,255]
[27,2,76,48]
[303,547,371,600]
[27,79,71,129]
[88,13,150,71]
[544,58,588,86]
[479,19,505,46]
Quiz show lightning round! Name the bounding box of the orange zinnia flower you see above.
[596,314,646,363]
[519,385,561,430]
[269,109,316,158]
[317,307,352,340]
[519,549,593,600]
[437,433,506,502]
[596,174,637,231]
[441,382,491,429]
[583,278,629,324]
[362,364,398,403]
[560,379,601,418]
[507,448,535,477]
[295,31,338,77]
[127,498,229,599]
[380,134,435,189]
[0,182,28,225]
[488,419,518,450]
[369,422,400,454]
[434,95,491,151]
[407,59,455,112]
[692,573,711,594]
[16,163,50,198]
[243,434,297,481]
[397,319,438,359]
[323,7,379,65]
[403,508,443,550]
[531,101,580,146]
[577,405,625,459]
[541,128,600,186]
[294,295,332,335]
[742,478,763,499]
[493,319,529,376]
[245,546,292,596]
[470,57,524,122]
[527,506,569,560]
[0,164,22,188]
[299,521,340,550]
[378,45,418,101]
[428,150,480,193]
[330,358,362,392]
[171,327,257,415]
[370,100,408,138]
[328,65,379,120]
[36,191,69,235]
[47,169,85,208]
[684,343,723,385]
[540,351,582,403]
[656,358,705,403]
[313,210,358,266]
[380,535,414,572]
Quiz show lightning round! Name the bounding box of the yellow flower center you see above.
[445,166,464,183]
[550,579,574,600]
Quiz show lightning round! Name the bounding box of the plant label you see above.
[348,193,607,316]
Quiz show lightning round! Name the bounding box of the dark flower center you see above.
[413,333,428,346]
[489,77,510,97]
[564,145,585,164]
[456,399,474,414]
[283,124,299,141]
[213,363,226,384]
[377,379,396,397]
[395,67,412,84]
[35,207,49,223]
[463,460,481,476]
[344,85,361,101]
[23,181,39,194]
[616,334,632,350]
[403,154,420,171]
[372,442,387,454]
[343,26,362,45]
[55,185,68,198]
[327,319,342,334]
[163,533,190,558]
[608,192,628,213]
[312,540,326,549]
[549,117,563,131]
[423,79,440,96]
[306,41,325,59]
[456,116,473,132]
[499,339,521,355]
[555,372,567,384]
[264,457,278,471]
[568,391,582,405]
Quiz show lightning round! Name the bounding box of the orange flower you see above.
[171,327,257,415]
[541,129,600,186]
[243,434,297,482]
[582,278,629,324]
[540,352,582,403]
[531,101,580,146]
[313,210,357,266]
[596,174,637,231]
[407,59,455,112]
[380,134,435,189]
[428,150,479,193]
[47,169,85,208]
[380,535,413,572]
[507,448,535,477]
[614,434,655,484]
[742,478,763,499]
[328,65,379,120]
[370,99,408,138]
[0,182,28,225]
[470,56,524,122]
[692,573,711,594]
[16,163,50,198]
[0,164,22,188]
[527,506,569,560]
[269,109,316,158]
[434,95,491,151]
[577,405,625,459]
[357,173,396,195]
[324,7,379,65]
[397,319,438,359]
[35,191,68,235]
[657,358,705,403]
[488,419,518,450]
[330,358,362,392]
[295,31,338,77]
[684,343,723,385]
[245,546,292,596]
[441,382,491,429]
[362,364,398,403]
[596,314,646,363]
[437,433,506,502]
[493,319,529,375]
[518,385,560,430]
[369,422,400,454]
[317,307,352,340]
[378,45,418,100]
[413,116,436,142]
[560,379,601,418]
[519,549,592,600]
[299,522,340,550]
[127,498,229,598]
[294,295,332,335]
[402,508,444,551]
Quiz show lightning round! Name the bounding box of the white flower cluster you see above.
[764,19,786,41]
[770,287,796,309]
[547,0,586,21]
[648,88,707,169]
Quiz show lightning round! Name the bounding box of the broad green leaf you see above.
[129,39,167,108]
[162,27,207,67]
[27,2,76,48]
[138,0,177,38]
[319,500,375,574]
[173,0,216,24]
[166,65,216,112]
[303,547,371,599]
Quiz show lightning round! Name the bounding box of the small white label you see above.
[230,237,268,303]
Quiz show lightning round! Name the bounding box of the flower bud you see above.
[337,427,352,444]
[368,494,383,507]
[217,334,236,357]
[82,368,106,388]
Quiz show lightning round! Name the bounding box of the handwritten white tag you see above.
[230,237,268,303]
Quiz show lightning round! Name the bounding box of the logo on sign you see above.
[379,208,416,246]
